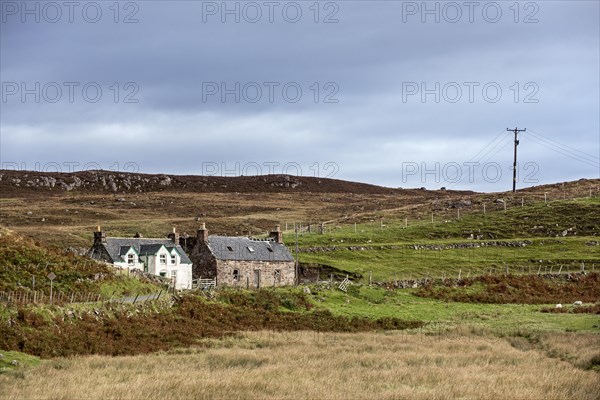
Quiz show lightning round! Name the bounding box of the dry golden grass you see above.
[538,333,600,370]
[2,331,599,400]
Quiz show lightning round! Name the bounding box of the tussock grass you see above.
[1,331,598,400]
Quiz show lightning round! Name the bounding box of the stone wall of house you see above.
[216,260,295,288]
[185,240,218,279]
[87,241,112,263]
[182,234,295,287]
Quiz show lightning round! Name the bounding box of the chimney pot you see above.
[94,228,106,244]
[270,225,283,244]
[197,223,208,242]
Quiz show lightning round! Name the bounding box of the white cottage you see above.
[87,228,193,290]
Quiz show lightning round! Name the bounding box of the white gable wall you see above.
[138,246,192,290]
[113,247,145,271]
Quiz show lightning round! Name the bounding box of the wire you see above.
[447,131,512,187]
[528,129,598,162]
[527,135,600,168]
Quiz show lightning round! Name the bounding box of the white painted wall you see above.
[114,247,144,271]
[137,246,192,290]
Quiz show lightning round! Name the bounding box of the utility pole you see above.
[507,127,526,192]
[295,224,299,286]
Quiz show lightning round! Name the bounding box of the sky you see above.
[1,0,599,192]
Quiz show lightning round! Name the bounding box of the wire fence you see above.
[280,185,599,235]
[0,290,164,306]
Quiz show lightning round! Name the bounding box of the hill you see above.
[0,170,444,196]
[0,227,161,297]
[1,170,597,249]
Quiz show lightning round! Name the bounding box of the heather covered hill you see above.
[0,170,447,196]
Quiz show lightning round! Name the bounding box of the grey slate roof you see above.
[207,236,294,262]
[101,238,192,264]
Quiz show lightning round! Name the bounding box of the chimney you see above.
[197,222,208,242]
[167,227,179,243]
[270,225,283,244]
[93,225,106,244]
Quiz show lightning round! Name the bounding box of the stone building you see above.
[88,227,193,290]
[181,224,295,288]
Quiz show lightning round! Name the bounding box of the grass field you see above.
[305,283,600,334]
[1,331,598,400]
[293,198,600,281]
[0,176,599,399]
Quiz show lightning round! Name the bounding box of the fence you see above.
[0,290,164,305]
[192,278,217,290]
[282,185,599,235]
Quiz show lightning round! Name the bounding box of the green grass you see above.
[282,198,600,281]
[299,237,600,281]
[286,198,600,246]
[0,227,164,298]
[99,275,163,298]
[284,197,600,247]
[305,284,600,334]
[0,350,41,375]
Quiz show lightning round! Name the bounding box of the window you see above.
[233,269,240,282]
[171,270,177,279]
[160,254,167,264]
[274,269,281,284]
[128,254,135,265]
[171,254,176,264]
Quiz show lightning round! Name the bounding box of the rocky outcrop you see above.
[0,170,413,195]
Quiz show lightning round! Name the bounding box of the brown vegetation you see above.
[415,272,600,304]
[1,331,598,400]
[0,295,423,358]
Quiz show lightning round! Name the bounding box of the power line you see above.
[527,135,600,168]
[528,129,598,162]
[448,131,512,187]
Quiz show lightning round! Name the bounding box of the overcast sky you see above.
[1,0,599,192]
